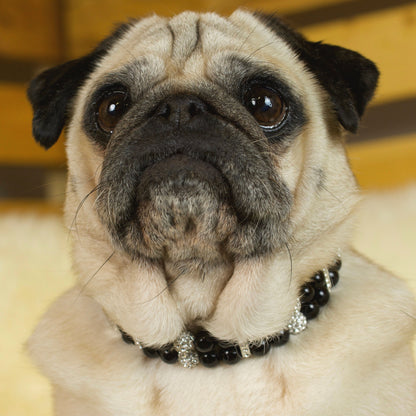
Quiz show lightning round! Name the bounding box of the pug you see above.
[27,9,416,415]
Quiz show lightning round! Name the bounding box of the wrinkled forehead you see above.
[92,10,305,83]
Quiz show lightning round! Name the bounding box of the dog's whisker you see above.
[138,268,188,305]
[74,251,116,302]
[401,310,416,321]
[70,185,102,237]
[237,25,257,53]
[247,40,278,59]
[284,241,293,290]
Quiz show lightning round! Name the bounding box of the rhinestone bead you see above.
[288,309,308,334]
[323,267,332,292]
[174,332,200,368]
[179,351,200,368]
[239,344,252,358]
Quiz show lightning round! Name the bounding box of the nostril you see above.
[158,103,171,119]
[188,101,201,116]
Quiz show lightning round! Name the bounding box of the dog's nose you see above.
[154,95,208,127]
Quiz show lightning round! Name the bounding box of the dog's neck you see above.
[162,256,235,325]
[118,253,342,368]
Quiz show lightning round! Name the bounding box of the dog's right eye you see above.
[96,91,130,134]
[243,84,287,130]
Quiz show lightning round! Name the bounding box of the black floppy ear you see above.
[27,55,99,149]
[299,41,379,133]
[256,13,379,133]
[27,21,135,149]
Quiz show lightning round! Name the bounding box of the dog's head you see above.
[28,11,378,346]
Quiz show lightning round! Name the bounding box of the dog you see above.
[27,10,416,415]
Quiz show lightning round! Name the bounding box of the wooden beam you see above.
[347,133,416,189]
[0,0,62,62]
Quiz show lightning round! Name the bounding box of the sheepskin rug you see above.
[1,184,415,416]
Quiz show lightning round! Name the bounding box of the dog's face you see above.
[28,11,378,346]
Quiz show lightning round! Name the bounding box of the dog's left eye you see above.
[244,85,287,129]
[96,91,131,134]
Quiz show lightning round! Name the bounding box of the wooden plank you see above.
[303,3,416,105]
[0,0,61,62]
[0,84,66,167]
[347,133,416,189]
[0,200,62,214]
[205,0,353,14]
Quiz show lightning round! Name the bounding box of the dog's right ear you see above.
[28,56,100,149]
[27,21,135,149]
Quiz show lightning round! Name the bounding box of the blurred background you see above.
[0,0,415,415]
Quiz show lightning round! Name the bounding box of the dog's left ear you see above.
[27,22,134,149]
[301,41,379,133]
[256,13,379,133]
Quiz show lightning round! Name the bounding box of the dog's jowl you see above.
[27,10,416,415]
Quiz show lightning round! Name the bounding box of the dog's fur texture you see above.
[27,10,416,415]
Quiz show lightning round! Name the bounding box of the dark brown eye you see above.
[244,85,287,129]
[97,91,130,133]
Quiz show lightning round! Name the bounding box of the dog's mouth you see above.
[135,154,238,262]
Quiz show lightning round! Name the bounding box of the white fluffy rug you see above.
[1,184,416,416]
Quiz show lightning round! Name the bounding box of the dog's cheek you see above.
[64,130,107,234]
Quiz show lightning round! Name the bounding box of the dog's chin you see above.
[101,152,287,265]
[132,154,237,264]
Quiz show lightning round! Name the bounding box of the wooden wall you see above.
[0,0,415,194]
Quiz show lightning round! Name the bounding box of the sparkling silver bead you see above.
[323,267,332,293]
[173,332,200,368]
[239,344,251,359]
[288,299,307,334]
[134,339,143,349]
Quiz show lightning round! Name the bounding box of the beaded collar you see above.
[119,255,341,368]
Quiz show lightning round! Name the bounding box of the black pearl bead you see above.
[314,287,330,306]
[312,271,326,288]
[300,300,320,320]
[250,339,271,356]
[328,269,339,287]
[158,347,178,364]
[219,345,241,364]
[300,282,315,303]
[269,330,290,347]
[332,258,342,271]
[120,329,135,345]
[200,351,219,368]
[194,331,215,353]
[142,347,159,358]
